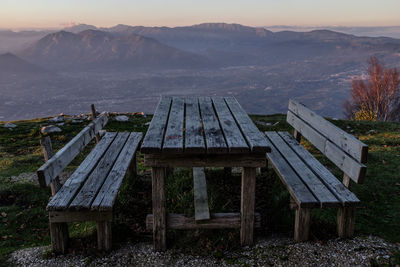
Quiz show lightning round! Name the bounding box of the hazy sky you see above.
[1,0,400,29]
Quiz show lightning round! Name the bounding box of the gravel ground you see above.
[8,236,399,266]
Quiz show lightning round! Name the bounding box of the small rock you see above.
[3,123,17,128]
[332,117,339,120]
[115,115,129,122]
[56,123,65,126]
[49,116,64,123]
[41,125,62,134]
[256,121,272,127]
[72,120,83,124]
[145,122,151,126]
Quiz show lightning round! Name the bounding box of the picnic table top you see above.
[141,96,271,155]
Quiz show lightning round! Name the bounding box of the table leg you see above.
[152,167,166,251]
[240,167,256,246]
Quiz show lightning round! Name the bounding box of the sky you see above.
[1,0,400,29]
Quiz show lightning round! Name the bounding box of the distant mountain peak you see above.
[63,23,97,33]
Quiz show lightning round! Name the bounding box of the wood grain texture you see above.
[92,132,142,211]
[212,97,249,153]
[37,113,108,187]
[49,211,113,223]
[185,98,206,153]
[294,207,311,242]
[224,97,270,153]
[286,111,366,184]
[163,97,184,153]
[289,99,368,163]
[141,97,172,153]
[47,132,117,211]
[152,167,167,251]
[267,132,339,208]
[69,132,129,210]
[278,132,359,207]
[337,206,356,238]
[97,221,112,251]
[240,167,256,246]
[40,136,61,195]
[198,97,228,153]
[146,213,261,230]
[264,133,319,208]
[144,153,266,168]
[193,167,210,221]
[50,222,69,253]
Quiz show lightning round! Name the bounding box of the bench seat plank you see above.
[266,131,339,208]
[163,97,184,153]
[212,97,249,153]
[224,97,270,153]
[47,132,117,211]
[198,97,228,153]
[264,134,319,208]
[278,132,360,207]
[185,98,206,153]
[69,132,130,210]
[92,132,143,211]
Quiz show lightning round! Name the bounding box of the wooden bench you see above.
[36,112,142,253]
[265,99,368,241]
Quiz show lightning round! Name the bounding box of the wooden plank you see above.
[224,97,270,153]
[152,167,167,251]
[144,153,266,168]
[91,104,100,144]
[286,111,367,184]
[69,132,130,210]
[185,98,206,153]
[92,132,143,211]
[163,97,184,153]
[37,113,108,187]
[47,132,117,211]
[49,211,113,223]
[278,132,360,206]
[40,136,61,195]
[212,97,249,153]
[198,97,228,153]
[146,213,262,230]
[240,167,256,246]
[193,167,210,221]
[141,97,172,154]
[266,132,339,208]
[50,222,69,253]
[264,133,319,208]
[294,207,311,242]
[288,99,368,163]
[97,221,112,251]
[337,207,356,238]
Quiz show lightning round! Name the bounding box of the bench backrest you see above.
[37,112,108,188]
[286,100,368,184]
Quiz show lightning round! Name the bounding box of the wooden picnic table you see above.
[141,96,271,251]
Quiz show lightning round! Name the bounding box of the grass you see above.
[0,113,400,265]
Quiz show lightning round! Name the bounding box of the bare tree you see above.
[344,56,400,121]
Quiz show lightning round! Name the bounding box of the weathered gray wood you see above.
[294,207,311,242]
[193,167,210,221]
[69,133,130,210]
[92,132,143,210]
[293,129,302,142]
[288,99,368,163]
[163,97,184,153]
[337,207,356,238]
[40,136,61,194]
[47,132,117,211]
[49,211,113,223]
[185,98,206,153]
[144,153,266,168]
[266,132,339,208]
[141,97,172,153]
[152,167,166,251]
[212,97,249,153]
[146,213,262,230]
[286,111,366,184]
[91,104,101,144]
[50,222,69,253]
[97,221,112,251]
[37,113,108,187]
[224,97,270,153]
[240,167,256,246]
[198,97,228,153]
[343,174,351,188]
[264,133,319,208]
[278,132,360,207]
